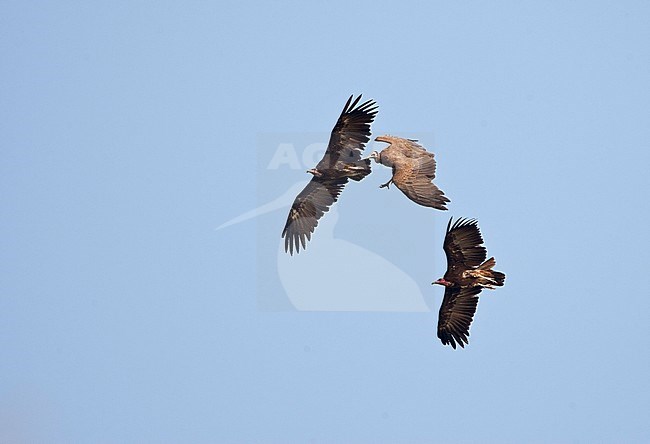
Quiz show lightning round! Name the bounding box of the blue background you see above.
[2,1,649,442]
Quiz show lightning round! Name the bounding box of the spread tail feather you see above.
[478,257,505,287]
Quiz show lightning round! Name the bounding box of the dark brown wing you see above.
[443,217,487,273]
[281,177,348,254]
[437,286,483,349]
[316,95,378,169]
[392,152,449,210]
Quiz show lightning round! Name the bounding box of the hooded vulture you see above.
[433,217,506,349]
[369,135,449,210]
[281,95,378,255]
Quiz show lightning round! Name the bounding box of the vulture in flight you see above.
[433,217,506,349]
[369,135,449,210]
[281,95,378,254]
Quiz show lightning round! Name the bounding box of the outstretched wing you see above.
[281,177,348,254]
[437,286,483,349]
[443,217,487,272]
[392,149,449,210]
[317,95,378,169]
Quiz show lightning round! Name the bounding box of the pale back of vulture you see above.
[373,135,449,210]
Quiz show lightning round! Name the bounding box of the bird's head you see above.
[306,168,322,177]
[432,278,453,287]
[369,151,380,163]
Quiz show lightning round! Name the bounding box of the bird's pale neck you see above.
[369,151,380,163]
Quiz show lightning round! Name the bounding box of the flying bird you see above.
[282,95,378,254]
[433,217,506,349]
[369,135,449,210]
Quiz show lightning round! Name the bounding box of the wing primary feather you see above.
[348,95,362,112]
[281,178,348,254]
[342,95,353,114]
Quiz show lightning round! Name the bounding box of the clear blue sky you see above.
[2,1,649,443]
